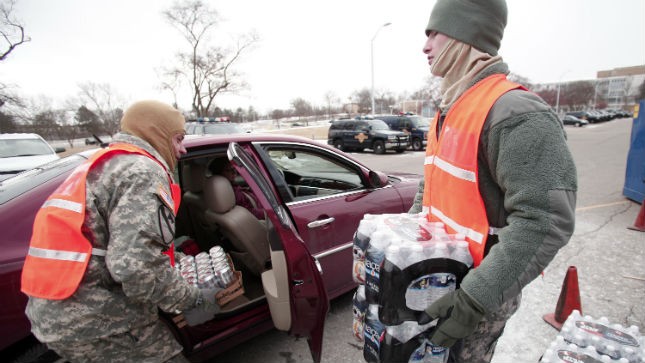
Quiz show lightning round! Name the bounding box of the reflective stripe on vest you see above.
[21,144,181,300]
[422,74,525,267]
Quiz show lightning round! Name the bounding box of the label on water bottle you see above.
[408,340,427,363]
[405,272,456,311]
[363,320,385,362]
[575,321,640,347]
[555,350,603,363]
[426,342,449,363]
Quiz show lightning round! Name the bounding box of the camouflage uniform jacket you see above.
[26,133,200,343]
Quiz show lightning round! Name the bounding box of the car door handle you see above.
[307,217,335,229]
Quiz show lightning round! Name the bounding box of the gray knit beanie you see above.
[425,0,507,56]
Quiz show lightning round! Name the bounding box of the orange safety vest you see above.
[21,143,181,300]
[422,74,525,267]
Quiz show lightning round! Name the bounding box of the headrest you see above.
[203,175,236,213]
[182,163,206,193]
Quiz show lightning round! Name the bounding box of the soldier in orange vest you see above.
[410,1,577,362]
[22,100,219,362]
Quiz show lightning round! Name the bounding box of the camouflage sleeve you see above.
[408,178,425,214]
[104,155,199,313]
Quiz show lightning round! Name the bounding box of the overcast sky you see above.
[3,0,644,114]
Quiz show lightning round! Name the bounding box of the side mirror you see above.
[54,147,66,153]
[368,170,389,188]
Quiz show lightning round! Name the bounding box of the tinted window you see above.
[409,116,430,127]
[368,120,390,130]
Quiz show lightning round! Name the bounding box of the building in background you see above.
[595,65,645,109]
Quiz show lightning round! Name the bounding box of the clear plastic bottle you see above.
[450,240,473,268]
[364,229,393,304]
[363,304,385,363]
[406,243,424,267]
[353,219,377,283]
[352,285,367,342]
[425,341,449,363]
[431,242,450,259]
[385,244,405,270]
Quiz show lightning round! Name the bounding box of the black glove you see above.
[424,289,486,348]
[183,287,222,326]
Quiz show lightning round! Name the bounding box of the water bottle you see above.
[365,229,393,304]
[353,218,377,283]
[425,341,449,363]
[380,321,436,363]
[363,304,385,363]
[450,238,473,268]
[352,285,367,342]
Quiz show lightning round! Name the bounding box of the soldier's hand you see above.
[424,289,486,348]
[183,287,222,326]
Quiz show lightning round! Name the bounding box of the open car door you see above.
[227,142,329,363]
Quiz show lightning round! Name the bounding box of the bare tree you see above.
[1,0,30,61]
[162,0,258,117]
[324,91,339,120]
[77,82,126,136]
[1,0,29,110]
[412,75,442,110]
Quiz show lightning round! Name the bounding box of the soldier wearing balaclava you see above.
[408,1,578,361]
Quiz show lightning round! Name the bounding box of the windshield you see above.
[369,120,390,130]
[203,123,244,135]
[0,138,53,158]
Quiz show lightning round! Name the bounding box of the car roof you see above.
[183,132,327,149]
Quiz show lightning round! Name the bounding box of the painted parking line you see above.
[576,200,632,212]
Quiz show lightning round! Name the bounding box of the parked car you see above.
[0,133,65,182]
[185,119,247,136]
[376,114,430,151]
[562,115,589,127]
[327,119,409,154]
[566,111,600,124]
[0,133,421,362]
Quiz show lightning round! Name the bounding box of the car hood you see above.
[0,155,60,175]
[386,171,422,180]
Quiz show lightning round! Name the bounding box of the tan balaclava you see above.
[431,39,502,110]
[425,0,508,110]
[120,100,185,171]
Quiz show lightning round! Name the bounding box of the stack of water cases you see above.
[540,310,644,363]
[351,213,473,363]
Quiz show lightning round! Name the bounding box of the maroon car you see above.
[0,133,421,362]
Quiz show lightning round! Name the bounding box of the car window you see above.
[369,120,390,130]
[410,116,430,128]
[265,148,364,202]
[0,138,53,158]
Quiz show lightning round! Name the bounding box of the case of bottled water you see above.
[351,212,475,363]
[543,310,644,363]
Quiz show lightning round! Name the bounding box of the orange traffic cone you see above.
[543,266,582,330]
[627,199,645,232]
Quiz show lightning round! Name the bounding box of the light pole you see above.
[371,22,391,116]
[555,70,571,115]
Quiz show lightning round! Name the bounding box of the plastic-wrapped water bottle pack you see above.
[541,310,644,363]
[351,212,474,363]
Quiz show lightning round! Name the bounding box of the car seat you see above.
[203,175,270,276]
[181,162,217,249]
